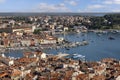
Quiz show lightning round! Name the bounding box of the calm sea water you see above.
[5,32,120,61]
[44,32,120,61]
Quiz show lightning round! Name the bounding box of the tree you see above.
[33,29,41,34]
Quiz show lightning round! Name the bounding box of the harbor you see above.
[44,31,120,61]
[2,31,120,61]
[0,12,120,80]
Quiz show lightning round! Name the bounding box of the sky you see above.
[0,0,120,12]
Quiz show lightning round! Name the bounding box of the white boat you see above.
[56,52,69,58]
[72,53,85,61]
[73,54,85,58]
[76,30,81,33]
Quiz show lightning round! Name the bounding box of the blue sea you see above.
[5,31,120,61]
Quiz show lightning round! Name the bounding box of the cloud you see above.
[104,0,120,4]
[69,1,78,6]
[64,0,78,6]
[78,4,107,12]
[34,3,71,12]
[0,0,5,3]
[104,1,113,4]
[112,9,120,12]
[87,4,105,9]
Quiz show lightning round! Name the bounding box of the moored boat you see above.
[108,36,115,40]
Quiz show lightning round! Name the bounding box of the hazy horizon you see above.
[0,12,119,17]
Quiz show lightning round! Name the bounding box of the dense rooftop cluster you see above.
[0,51,120,80]
[0,15,89,34]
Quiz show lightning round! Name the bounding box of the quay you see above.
[0,40,89,54]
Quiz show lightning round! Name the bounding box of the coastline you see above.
[1,50,120,80]
[2,30,120,61]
